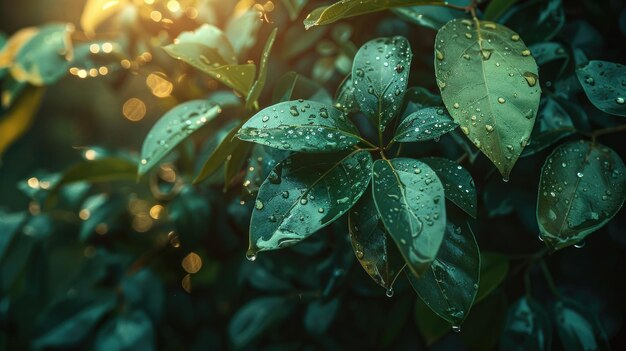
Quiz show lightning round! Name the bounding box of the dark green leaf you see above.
[52,157,136,189]
[194,122,242,184]
[304,298,340,335]
[393,1,469,30]
[576,60,626,117]
[552,299,610,351]
[79,193,127,241]
[529,42,569,67]
[93,310,155,351]
[246,27,278,110]
[501,0,565,44]
[169,186,211,248]
[393,107,457,143]
[476,251,509,303]
[223,140,253,190]
[461,291,508,350]
[435,19,541,178]
[403,87,443,114]
[228,297,292,349]
[421,157,477,218]
[0,211,27,261]
[272,71,299,103]
[121,269,165,321]
[522,96,576,157]
[334,74,359,113]
[243,145,290,196]
[484,0,518,21]
[537,140,626,250]
[248,151,372,255]
[236,100,362,152]
[500,297,552,351]
[414,297,450,345]
[352,36,412,133]
[408,221,480,326]
[372,158,446,277]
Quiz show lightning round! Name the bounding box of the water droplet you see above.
[502,177,510,183]
[395,64,404,73]
[318,207,324,213]
[616,97,625,104]
[436,49,444,61]
[262,115,269,122]
[355,250,364,259]
[511,34,520,41]
[538,234,544,242]
[246,250,257,261]
[453,102,460,109]
[255,200,264,210]
[386,288,394,297]
[485,124,494,132]
[461,126,469,135]
[521,50,531,57]
[574,240,586,249]
[577,172,584,178]
[452,325,461,333]
[498,97,506,104]
[465,32,472,39]
[480,49,493,60]
[523,72,538,87]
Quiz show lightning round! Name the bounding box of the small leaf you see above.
[0,86,44,158]
[552,299,610,351]
[243,145,291,196]
[435,19,541,178]
[537,140,626,250]
[228,297,293,350]
[272,71,299,103]
[236,100,362,153]
[248,151,372,255]
[402,86,443,114]
[500,297,552,351]
[372,158,446,277]
[138,100,222,176]
[0,211,27,261]
[225,10,262,59]
[194,122,242,184]
[245,27,278,110]
[421,157,477,218]
[304,0,445,29]
[476,251,509,303]
[53,157,137,189]
[522,96,576,157]
[80,0,126,36]
[352,36,412,133]
[393,1,469,30]
[408,221,480,326]
[484,0,518,21]
[93,310,155,351]
[576,60,626,117]
[349,190,405,290]
[79,193,127,241]
[501,0,565,44]
[392,107,457,143]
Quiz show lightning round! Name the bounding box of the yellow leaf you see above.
[0,87,45,158]
[81,0,127,36]
[0,27,39,68]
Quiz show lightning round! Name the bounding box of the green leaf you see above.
[303,0,445,29]
[236,100,362,153]
[248,150,372,256]
[228,297,293,349]
[245,27,278,110]
[537,140,626,250]
[194,122,242,184]
[407,221,480,326]
[243,145,291,196]
[476,251,509,303]
[435,19,541,179]
[522,96,576,157]
[501,0,564,44]
[576,60,626,117]
[421,157,477,218]
[138,100,222,176]
[79,193,127,241]
[272,72,333,104]
[0,211,27,262]
[223,140,253,191]
[53,157,137,189]
[461,291,508,350]
[94,310,155,351]
[393,0,469,30]
[349,190,405,290]
[272,71,299,103]
[225,10,262,59]
[304,298,340,335]
[414,297,450,345]
[372,158,446,277]
[500,297,552,351]
[334,74,359,113]
[0,86,44,158]
[392,107,457,143]
[484,0,518,21]
[552,299,610,351]
[352,36,412,133]
[281,0,309,20]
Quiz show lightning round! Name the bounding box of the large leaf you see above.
[352,36,412,133]
[349,190,405,290]
[500,297,552,351]
[392,107,457,143]
[245,27,277,110]
[537,140,626,250]
[576,60,626,117]
[138,100,222,176]
[236,100,362,152]
[372,158,446,277]
[247,151,372,256]
[552,299,610,351]
[421,157,477,218]
[334,74,359,113]
[303,0,445,29]
[0,86,44,158]
[435,19,541,178]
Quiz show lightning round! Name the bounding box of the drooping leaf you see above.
[0,86,44,158]
[552,299,610,351]
[435,19,541,178]
[372,158,446,277]
[537,140,626,250]
[245,27,278,110]
[236,100,362,152]
[407,221,480,326]
[352,36,412,133]
[79,193,127,241]
[138,100,222,176]
[392,107,457,143]
[500,297,552,351]
[393,0,469,30]
[484,0,518,21]
[93,310,155,351]
[248,151,372,255]
[476,251,509,303]
[349,190,405,290]
[421,157,477,218]
[501,0,565,44]
[228,297,293,350]
[522,96,576,157]
[194,122,242,184]
[303,0,445,29]
[576,60,626,117]
[80,0,127,36]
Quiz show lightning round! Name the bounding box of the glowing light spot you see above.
[95,223,108,234]
[77,69,88,78]
[185,7,198,19]
[98,66,108,75]
[79,209,91,220]
[182,252,202,273]
[149,204,165,219]
[167,0,181,12]
[89,68,98,77]
[121,59,131,69]
[84,149,97,160]
[123,98,146,121]
[181,274,191,292]
[150,10,162,22]
[89,44,100,54]
[69,67,79,75]
[101,0,119,10]
[102,42,113,53]
[168,231,180,248]
[27,177,39,188]
[132,214,153,232]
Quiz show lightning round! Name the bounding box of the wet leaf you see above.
[552,299,610,351]
[501,0,565,44]
[372,158,446,277]
[80,0,126,36]
[537,140,626,250]
[272,72,333,104]
[248,151,372,255]
[349,190,405,290]
[243,145,291,196]
[228,297,293,349]
[402,87,443,115]
[576,60,626,117]
[500,297,552,351]
[435,19,541,178]
[0,86,44,158]
[194,122,242,184]
[94,310,155,351]
[138,100,222,176]
[245,27,277,110]
[392,107,457,143]
[352,36,412,133]
[223,141,253,191]
[407,221,480,326]
[236,100,362,152]
[304,0,445,29]
[272,71,299,103]
[421,157,477,218]
[334,74,359,113]
[522,96,576,157]
[476,252,509,303]
[393,0,469,30]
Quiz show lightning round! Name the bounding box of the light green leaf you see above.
[476,251,509,303]
[194,122,242,184]
[500,297,552,351]
[167,24,236,64]
[247,150,372,256]
[225,10,262,59]
[576,60,626,117]
[537,140,626,250]
[236,100,362,152]
[246,27,278,110]
[139,100,222,176]
[352,36,412,133]
[484,0,518,21]
[304,0,445,29]
[392,107,457,143]
[408,221,480,326]
[372,158,446,277]
[435,19,541,179]
[552,299,610,351]
[421,157,477,218]
[349,190,405,290]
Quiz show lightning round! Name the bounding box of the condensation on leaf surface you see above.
[500,297,552,351]
[349,190,405,290]
[352,36,412,133]
[407,221,480,326]
[392,107,457,143]
[138,100,222,176]
[248,150,372,255]
[236,100,361,152]
[435,19,541,178]
[576,60,626,117]
[243,144,290,196]
[537,140,626,250]
[421,157,477,218]
[372,158,446,277]
[334,74,359,113]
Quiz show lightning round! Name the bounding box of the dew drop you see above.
[452,325,461,333]
[318,207,325,213]
[538,234,544,242]
[255,200,264,210]
[355,250,364,259]
[480,49,493,60]
[577,172,584,178]
[511,34,520,41]
[523,72,538,87]
[521,50,531,57]
[574,240,586,249]
[386,288,394,298]
[485,124,494,132]
[436,49,444,61]
[453,102,460,109]
[246,250,257,261]
[498,97,506,104]
[502,177,510,183]
[262,115,269,122]
[616,97,625,104]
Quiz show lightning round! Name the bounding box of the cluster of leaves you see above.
[2,0,626,350]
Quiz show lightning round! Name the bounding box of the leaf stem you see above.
[590,124,626,143]
[538,260,562,298]
[440,0,479,18]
